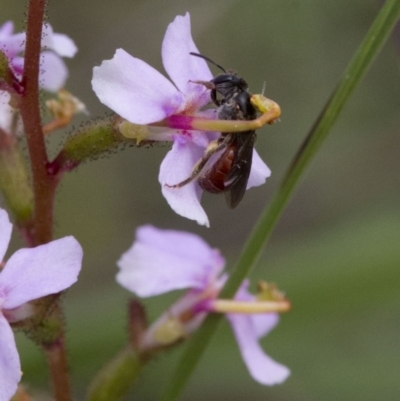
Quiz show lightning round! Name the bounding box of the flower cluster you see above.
[0,11,289,401]
[0,22,77,134]
[117,225,290,385]
[92,13,271,227]
[0,209,83,401]
[0,21,77,92]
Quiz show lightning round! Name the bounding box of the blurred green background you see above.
[1,0,400,400]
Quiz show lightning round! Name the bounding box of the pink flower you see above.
[92,13,270,227]
[0,208,83,401]
[0,21,77,92]
[116,225,290,385]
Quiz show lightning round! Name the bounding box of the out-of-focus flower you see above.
[0,208,83,401]
[0,90,14,134]
[0,21,77,136]
[117,225,290,385]
[0,21,77,92]
[92,13,270,227]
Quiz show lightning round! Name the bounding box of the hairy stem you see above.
[44,337,72,401]
[18,1,72,400]
[19,0,56,245]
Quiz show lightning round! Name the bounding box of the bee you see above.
[166,53,258,209]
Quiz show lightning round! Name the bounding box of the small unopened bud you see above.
[43,89,88,135]
[128,299,147,351]
[152,316,186,345]
[11,385,31,401]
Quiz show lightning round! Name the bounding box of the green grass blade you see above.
[160,1,400,400]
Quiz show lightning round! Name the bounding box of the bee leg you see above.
[165,137,229,189]
[189,81,220,106]
[189,80,215,90]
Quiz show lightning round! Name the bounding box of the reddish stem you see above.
[18,0,56,245]
[17,1,72,400]
[44,337,72,401]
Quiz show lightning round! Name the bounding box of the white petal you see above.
[117,225,224,297]
[162,13,213,109]
[0,91,13,133]
[41,24,77,57]
[50,33,77,58]
[0,208,12,263]
[0,315,20,401]
[228,313,290,385]
[0,236,83,309]
[39,51,68,92]
[246,149,271,189]
[159,139,209,227]
[92,49,184,124]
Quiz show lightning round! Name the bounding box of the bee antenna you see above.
[190,52,227,73]
[261,81,267,96]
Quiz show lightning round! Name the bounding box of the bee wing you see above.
[224,132,256,209]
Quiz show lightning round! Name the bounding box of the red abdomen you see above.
[198,146,235,194]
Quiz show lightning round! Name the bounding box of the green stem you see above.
[160,1,400,400]
[0,131,34,231]
[87,346,143,401]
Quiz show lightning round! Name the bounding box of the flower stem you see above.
[17,2,73,401]
[0,130,34,230]
[18,0,55,245]
[160,1,400,400]
[44,337,73,401]
[87,346,143,401]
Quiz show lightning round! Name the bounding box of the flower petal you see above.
[50,33,77,57]
[39,51,68,92]
[0,22,25,59]
[228,312,290,385]
[235,281,280,338]
[159,138,209,226]
[246,149,271,189]
[117,225,224,297]
[162,13,213,110]
[0,315,20,401]
[92,49,184,124]
[0,21,14,37]
[41,24,77,58]
[0,236,83,309]
[10,56,24,78]
[0,208,12,263]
